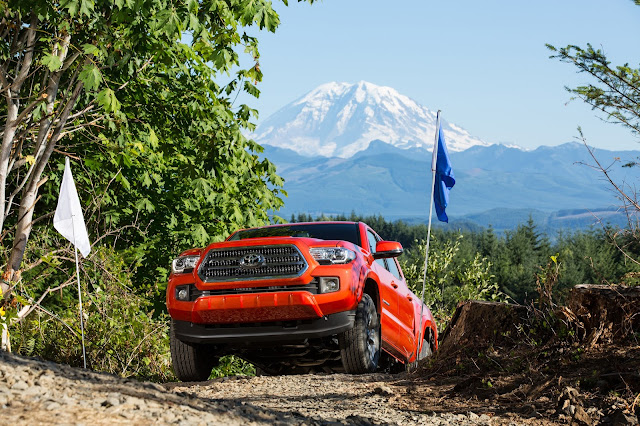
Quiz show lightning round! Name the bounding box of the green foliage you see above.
[494,217,551,302]
[212,355,255,377]
[536,254,560,308]
[9,244,173,381]
[2,0,317,292]
[548,16,640,291]
[0,292,28,332]
[399,235,505,328]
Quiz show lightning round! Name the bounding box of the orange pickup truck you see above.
[166,221,437,381]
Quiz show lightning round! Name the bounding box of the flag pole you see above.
[72,217,87,369]
[54,157,90,368]
[417,110,441,360]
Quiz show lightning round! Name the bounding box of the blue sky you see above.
[240,0,640,151]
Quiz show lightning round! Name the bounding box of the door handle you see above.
[391,283,398,289]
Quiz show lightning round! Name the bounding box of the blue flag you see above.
[433,122,455,222]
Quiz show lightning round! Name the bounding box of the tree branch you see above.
[13,13,37,90]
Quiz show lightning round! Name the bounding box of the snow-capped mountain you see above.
[252,81,490,158]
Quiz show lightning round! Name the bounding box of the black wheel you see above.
[339,293,380,374]
[170,320,218,382]
[418,337,433,360]
[406,336,433,373]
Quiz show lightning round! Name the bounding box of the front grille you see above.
[198,245,308,282]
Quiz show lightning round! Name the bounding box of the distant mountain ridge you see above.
[252,81,640,231]
[252,81,490,158]
[261,141,640,230]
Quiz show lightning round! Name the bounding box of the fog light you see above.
[176,286,190,301]
[319,277,340,293]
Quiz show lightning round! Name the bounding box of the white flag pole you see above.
[54,158,90,368]
[417,110,441,361]
[72,218,87,369]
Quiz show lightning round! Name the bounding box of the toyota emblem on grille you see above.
[239,253,266,268]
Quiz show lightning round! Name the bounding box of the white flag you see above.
[53,157,91,257]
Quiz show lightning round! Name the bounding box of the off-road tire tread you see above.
[339,293,380,374]
[170,319,215,382]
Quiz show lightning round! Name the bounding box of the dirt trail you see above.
[2,285,639,425]
[2,350,546,425]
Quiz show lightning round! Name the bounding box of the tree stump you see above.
[567,284,640,346]
[438,301,529,356]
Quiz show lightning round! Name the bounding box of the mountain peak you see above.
[253,81,490,158]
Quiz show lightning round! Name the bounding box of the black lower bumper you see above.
[173,310,356,345]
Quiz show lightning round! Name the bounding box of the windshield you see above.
[229,223,361,247]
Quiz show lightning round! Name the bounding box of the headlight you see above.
[309,247,356,265]
[171,255,200,274]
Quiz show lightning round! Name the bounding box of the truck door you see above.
[365,230,403,358]
[387,257,417,359]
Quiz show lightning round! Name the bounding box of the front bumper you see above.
[167,266,361,325]
[173,310,356,345]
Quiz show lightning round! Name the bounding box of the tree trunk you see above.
[0,15,37,297]
[6,73,84,276]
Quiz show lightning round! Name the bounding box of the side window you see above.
[366,230,377,254]
[367,230,388,270]
[386,257,402,280]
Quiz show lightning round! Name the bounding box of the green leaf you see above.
[82,43,101,58]
[97,88,121,113]
[79,64,103,91]
[135,197,155,212]
[142,172,152,187]
[60,0,79,16]
[115,173,131,190]
[41,53,62,71]
[79,0,95,17]
[147,127,159,149]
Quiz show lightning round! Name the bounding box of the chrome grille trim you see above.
[198,245,308,282]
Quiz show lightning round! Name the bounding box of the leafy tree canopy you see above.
[0,0,312,295]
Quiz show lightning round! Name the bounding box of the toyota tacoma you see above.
[166,221,437,380]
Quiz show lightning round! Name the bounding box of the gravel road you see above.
[1,351,529,425]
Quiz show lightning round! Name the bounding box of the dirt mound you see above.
[407,285,640,425]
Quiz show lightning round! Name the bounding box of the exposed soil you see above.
[408,285,640,425]
[1,284,639,425]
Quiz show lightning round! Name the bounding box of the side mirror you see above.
[373,241,403,259]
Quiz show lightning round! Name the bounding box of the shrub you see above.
[399,235,505,329]
[9,244,174,381]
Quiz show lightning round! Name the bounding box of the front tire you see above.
[170,320,218,382]
[339,293,380,374]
